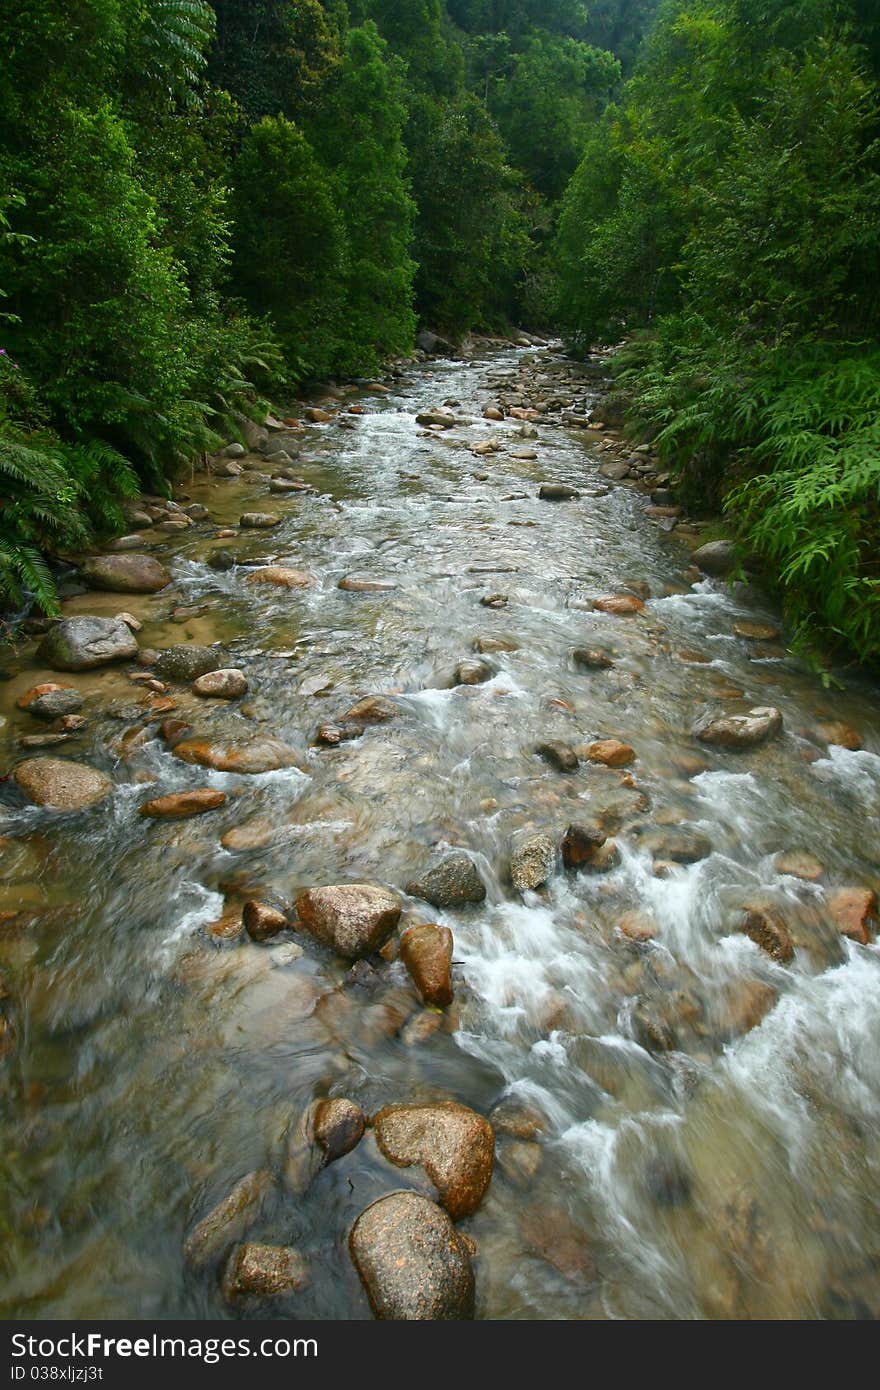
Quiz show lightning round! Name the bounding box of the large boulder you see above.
[694,707,782,750]
[14,757,112,810]
[691,540,737,577]
[372,1101,494,1220]
[79,554,170,594]
[295,884,401,959]
[406,852,486,908]
[349,1192,475,1320]
[39,616,138,671]
[400,924,454,1006]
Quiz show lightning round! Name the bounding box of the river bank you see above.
[1,344,878,1319]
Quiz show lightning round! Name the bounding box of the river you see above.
[1,346,878,1319]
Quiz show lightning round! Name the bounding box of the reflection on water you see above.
[0,349,878,1319]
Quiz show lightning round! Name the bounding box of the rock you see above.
[712,980,778,1039]
[510,834,556,892]
[586,738,635,768]
[827,888,877,945]
[489,1098,547,1140]
[416,330,455,356]
[473,637,517,654]
[573,648,614,670]
[207,549,237,572]
[733,621,779,641]
[139,789,226,819]
[192,668,248,699]
[498,1139,542,1189]
[107,534,145,551]
[39,616,138,671]
[183,1170,273,1269]
[173,737,305,775]
[415,409,456,428]
[618,910,657,942]
[19,733,73,749]
[295,884,401,959]
[350,1192,474,1320]
[694,706,782,750]
[243,900,288,942]
[812,721,862,751]
[58,714,87,733]
[599,460,631,481]
[483,406,504,421]
[538,483,580,501]
[536,741,578,772]
[691,540,737,576]
[13,758,112,811]
[304,406,332,422]
[338,575,396,592]
[452,659,493,686]
[184,504,210,521]
[406,852,486,908]
[16,683,84,719]
[220,1243,308,1303]
[244,566,311,589]
[561,823,607,870]
[593,595,644,616]
[222,442,246,458]
[372,1101,494,1220]
[632,1000,678,1053]
[774,850,824,882]
[400,924,454,1006]
[221,817,277,852]
[158,718,192,746]
[642,828,712,863]
[239,513,280,529]
[479,592,508,608]
[739,905,795,963]
[79,554,170,594]
[340,696,400,725]
[115,611,142,632]
[154,645,224,683]
[125,509,153,529]
[313,1098,365,1162]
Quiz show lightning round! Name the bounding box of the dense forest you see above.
[1,1,879,665]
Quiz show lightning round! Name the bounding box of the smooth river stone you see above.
[372,1101,495,1221]
[39,616,138,671]
[13,757,112,810]
[78,553,171,594]
[349,1193,475,1320]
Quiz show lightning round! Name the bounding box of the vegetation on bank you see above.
[2,0,879,667]
[555,0,880,665]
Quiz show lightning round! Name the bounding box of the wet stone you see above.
[139,789,226,819]
[510,834,556,892]
[221,1243,309,1303]
[349,1193,475,1321]
[16,684,84,720]
[183,1170,273,1270]
[694,706,782,750]
[79,554,170,594]
[536,741,578,772]
[313,1098,366,1162]
[400,924,454,1006]
[573,647,614,670]
[561,823,607,869]
[827,888,877,945]
[372,1101,495,1221]
[739,904,795,964]
[192,668,248,699]
[13,758,112,811]
[154,645,225,683]
[243,901,288,942]
[406,852,486,908]
[296,883,401,959]
[39,617,138,671]
[452,659,493,686]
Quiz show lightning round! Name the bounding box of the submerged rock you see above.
[183,1170,273,1270]
[586,738,635,768]
[349,1193,475,1320]
[406,852,486,908]
[243,900,288,942]
[827,888,877,945]
[173,736,306,775]
[221,1243,309,1303]
[244,566,311,589]
[400,924,454,1006]
[452,659,493,686]
[538,483,579,501]
[561,823,607,870]
[139,789,226,819]
[372,1101,495,1220]
[536,741,578,772]
[154,645,224,683]
[14,757,112,810]
[295,883,401,958]
[39,616,138,671]
[738,904,795,963]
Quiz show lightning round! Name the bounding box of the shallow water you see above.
[1,348,878,1320]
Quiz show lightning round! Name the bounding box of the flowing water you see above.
[1,348,878,1320]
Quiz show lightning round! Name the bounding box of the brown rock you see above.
[305,407,333,422]
[594,595,644,616]
[244,566,311,589]
[587,738,635,768]
[573,648,614,670]
[561,823,606,869]
[338,576,396,592]
[158,718,192,746]
[239,513,280,529]
[712,980,778,1039]
[774,850,824,882]
[139,789,226,819]
[296,883,401,959]
[183,1170,273,1269]
[340,695,400,725]
[13,758,112,811]
[173,737,306,775]
[192,668,248,699]
[313,1098,365,1161]
[400,924,454,1007]
[739,905,795,963]
[16,683,84,719]
[373,1102,494,1222]
[694,706,783,750]
[221,1243,308,1302]
[827,888,878,945]
[349,1193,475,1320]
[452,659,493,686]
[221,817,276,852]
[243,900,288,942]
[733,621,779,641]
[812,721,862,751]
[618,910,657,942]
